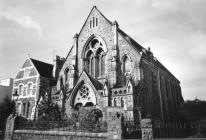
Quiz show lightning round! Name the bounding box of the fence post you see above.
[107,115,123,139]
[4,114,17,140]
[141,118,153,140]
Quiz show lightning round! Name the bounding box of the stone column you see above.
[4,114,17,140]
[141,118,153,140]
[110,21,119,88]
[106,107,123,139]
[107,116,123,139]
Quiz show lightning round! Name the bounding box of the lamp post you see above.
[12,91,19,116]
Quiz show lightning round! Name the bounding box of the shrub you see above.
[37,98,61,121]
[67,107,103,131]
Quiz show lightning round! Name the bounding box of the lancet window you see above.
[123,55,131,75]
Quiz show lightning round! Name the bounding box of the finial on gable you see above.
[26,53,30,59]
[73,33,79,39]
[112,20,119,27]
[148,47,151,52]
[93,5,97,9]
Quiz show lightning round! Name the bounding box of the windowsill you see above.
[96,76,106,80]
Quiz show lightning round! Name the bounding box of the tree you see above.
[0,96,15,130]
[66,107,103,131]
[0,96,15,119]
[181,99,206,122]
[37,97,61,121]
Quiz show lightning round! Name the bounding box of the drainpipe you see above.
[157,69,164,121]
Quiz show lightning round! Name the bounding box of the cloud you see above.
[0,12,42,36]
[0,0,206,100]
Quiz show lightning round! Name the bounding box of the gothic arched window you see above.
[85,51,94,76]
[60,76,63,89]
[83,37,107,78]
[123,55,131,75]
[128,86,132,93]
[96,48,104,77]
[121,97,124,107]
[19,85,23,95]
[101,54,106,77]
[91,56,95,77]
[26,102,30,118]
[114,98,117,107]
[65,68,69,83]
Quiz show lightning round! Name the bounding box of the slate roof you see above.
[81,70,103,90]
[118,28,144,52]
[30,58,53,78]
[87,74,103,90]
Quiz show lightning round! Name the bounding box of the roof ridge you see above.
[94,6,112,24]
[118,28,144,51]
[87,73,103,89]
[30,58,53,78]
[30,58,53,66]
[80,70,103,90]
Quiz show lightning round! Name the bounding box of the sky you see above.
[0,0,206,100]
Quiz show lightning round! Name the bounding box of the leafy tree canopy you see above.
[0,96,15,120]
[181,99,206,122]
[37,97,61,121]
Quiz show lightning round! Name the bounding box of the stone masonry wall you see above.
[117,33,142,86]
[77,7,142,88]
[14,77,37,87]
[77,8,114,85]
[13,130,108,140]
[140,59,183,120]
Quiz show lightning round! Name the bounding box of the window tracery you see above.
[74,84,96,107]
[84,37,106,78]
[79,85,89,99]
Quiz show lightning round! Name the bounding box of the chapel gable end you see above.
[22,59,33,69]
[78,6,112,37]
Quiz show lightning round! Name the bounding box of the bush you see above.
[67,108,103,131]
[199,119,206,137]
[37,98,61,121]
[181,99,206,122]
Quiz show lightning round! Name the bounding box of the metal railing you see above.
[15,119,108,133]
[152,120,198,138]
[0,114,6,139]
[123,120,142,139]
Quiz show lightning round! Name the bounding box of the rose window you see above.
[79,86,89,99]
[74,84,97,107]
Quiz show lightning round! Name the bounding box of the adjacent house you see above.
[12,55,54,120]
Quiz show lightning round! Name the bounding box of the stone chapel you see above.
[50,6,184,121]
